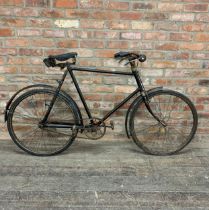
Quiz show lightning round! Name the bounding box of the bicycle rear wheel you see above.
[130,89,198,155]
[7,89,79,156]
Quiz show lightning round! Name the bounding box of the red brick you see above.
[91,11,119,20]
[43,30,65,38]
[171,14,194,21]
[13,8,39,17]
[80,40,104,49]
[0,18,25,27]
[0,28,13,36]
[8,57,30,65]
[180,43,205,51]
[55,0,77,8]
[80,20,105,29]
[26,0,50,7]
[120,12,142,20]
[0,48,16,55]
[175,79,197,86]
[115,86,135,93]
[192,53,209,60]
[189,70,209,78]
[19,48,43,56]
[0,0,23,6]
[44,49,68,56]
[156,22,179,31]
[170,33,192,41]
[120,32,141,40]
[133,2,155,10]
[169,52,189,60]
[196,14,209,22]
[0,57,4,65]
[156,43,179,51]
[57,40,78,48]
[103,94,124,101]
[79,58,103,67]
[184,4,208,12]
[0,7,12,16]
[31,39,55,47]
[5,38,29,47]
[103,77,126,85]
[66,10,89,18]
[94,86,113,93]
[151,79,171,86]
[144,32,167,40]
[153,61,176,69]
[107,41,129,49]
[94,50,116,58]
[85,94,102,101]
[30,57,43,65]
[108,21,129,30]
[195,33,209,42]
[182,23,205,32]
[75,49,93,57]
[106,2,129,10]
[187,87,208,97]
[28,19,52,28]
[20,66,44,74]
[80,0,103,9]
[94,31,118,39]
[40,9,65,18]
[17,29,41,37]
[68,30,93,39]
[158,3,183,11]
[0,66,18,74]
[177,61,201,69]
[144,13,167,20]
[197,97,209,104]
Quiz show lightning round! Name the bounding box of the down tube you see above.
[101,88,140,122]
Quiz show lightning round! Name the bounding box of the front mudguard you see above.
[4,84,83,127]
[125,86,163,138]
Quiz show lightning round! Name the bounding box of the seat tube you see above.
[41,70,68,123]
[68,66,92,119]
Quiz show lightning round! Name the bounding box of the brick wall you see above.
[0,0,209,141]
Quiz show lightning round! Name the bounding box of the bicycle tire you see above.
[129,89,198,155]
[7,88,80,156]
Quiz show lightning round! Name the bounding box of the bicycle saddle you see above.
[50,52,77,61]
[43,52,77,67]
[114,51,146,63]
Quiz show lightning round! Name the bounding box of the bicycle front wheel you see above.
[7,89,79,156]
[130,89,198,155]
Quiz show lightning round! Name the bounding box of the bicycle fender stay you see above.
[4,84,83,127]
[125,86,163,138]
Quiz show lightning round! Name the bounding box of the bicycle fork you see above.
[133,70,167,127]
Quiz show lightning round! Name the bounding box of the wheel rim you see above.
[10,91,76,155]
[132,92,196,155]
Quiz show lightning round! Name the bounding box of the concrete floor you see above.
[0,137,209,210]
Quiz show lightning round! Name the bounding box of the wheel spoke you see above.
[8,90,77,155]
[132,91,196,155]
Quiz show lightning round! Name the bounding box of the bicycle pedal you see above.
[110,120,114,130]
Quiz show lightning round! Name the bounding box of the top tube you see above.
[69,65,134,76]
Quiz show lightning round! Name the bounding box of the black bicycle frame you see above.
[42,62,164,129]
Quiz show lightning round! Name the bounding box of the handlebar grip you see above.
[138,54,146,62]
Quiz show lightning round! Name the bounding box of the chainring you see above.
[84,118,106,140]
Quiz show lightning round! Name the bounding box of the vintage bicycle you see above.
[5,52,198,156]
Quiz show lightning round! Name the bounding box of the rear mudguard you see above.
[125,86,163,138]
[4,84,83,127]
